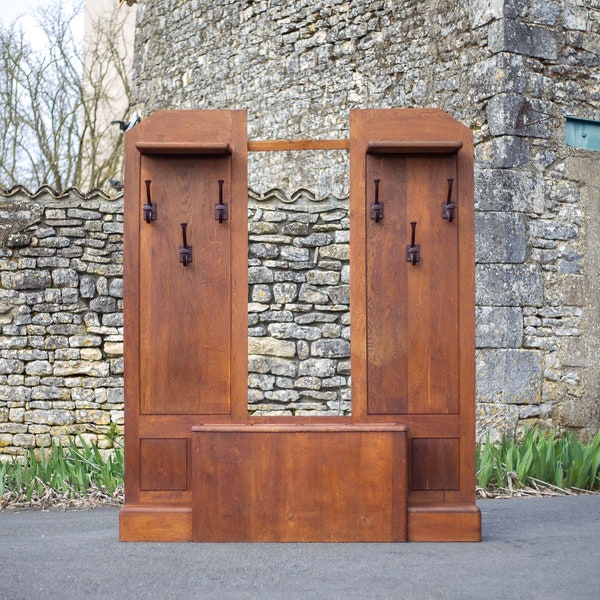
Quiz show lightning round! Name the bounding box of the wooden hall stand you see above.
[119,109,481,543]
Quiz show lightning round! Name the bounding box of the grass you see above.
[477,428,600,496]
[0,435,123,509]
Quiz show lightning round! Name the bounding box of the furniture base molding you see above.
[407,504,481,542]
[119,506,192,542]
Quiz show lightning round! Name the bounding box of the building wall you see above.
[1,0,599,452]
[131,0,600,439]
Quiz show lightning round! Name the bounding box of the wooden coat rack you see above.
[119,108,481,542]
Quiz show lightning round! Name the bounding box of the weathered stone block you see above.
[268,323,322,341]
[248,373,275,390]
[311,339,351,358]
[248,266,275,284]
[475,212,527,263]
[477,349,543,404]
[273,282,298,303]
[307,270,339,285]
[298,358,336,378]
[476,264,543,306]
[90,296,117,313]
[476,136,530,169]
[1,270,51,290]
[476,306,523,348]
[488,18,558,60]
[298,284,329,304]
[247,337,296,358]
[53,360,110,377]
[318,244,350,260]
[475,168,545,213]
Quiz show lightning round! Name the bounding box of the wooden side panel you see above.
[139,155,232,415]
[365,154,459,415]
[192,425,407,542]
[140,438,188,491]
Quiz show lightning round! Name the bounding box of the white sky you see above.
[0,0,84,48]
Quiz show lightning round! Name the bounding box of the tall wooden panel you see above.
[120,110,248,541]
[350,109,480,541]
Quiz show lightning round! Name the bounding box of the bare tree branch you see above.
[0,1,133,192]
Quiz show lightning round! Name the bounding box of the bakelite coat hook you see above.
[442,178,456,223]
[406,221,420,265]
[214,179,228,223]
[369,178,384,222]
[179,222,192,266]
[143,180,157,223]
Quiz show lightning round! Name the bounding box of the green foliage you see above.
[0,435,123,503]
[476,428,600,492]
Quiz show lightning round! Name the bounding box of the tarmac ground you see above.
[1,495,599,600]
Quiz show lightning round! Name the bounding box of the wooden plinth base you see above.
[119,506,192,542]
[408,505,481,542]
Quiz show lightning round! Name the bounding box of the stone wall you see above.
[0,187,124,456]
[247,189,350,416]
[131,0,600,440]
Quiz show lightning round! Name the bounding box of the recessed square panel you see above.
[140,438,188,491]
[411,438,459,491]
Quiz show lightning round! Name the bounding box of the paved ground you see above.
[1,495,599,600]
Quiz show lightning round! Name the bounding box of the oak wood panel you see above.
[192,425,407,542]
[139,155,232,415]
[364,155,459,415]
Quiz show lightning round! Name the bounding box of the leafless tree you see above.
[0,1,133,192]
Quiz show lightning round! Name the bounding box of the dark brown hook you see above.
[143,180,157,223]
[406,221,420,265]
[442,178,456,223]
[179,222,192,266]
[370,178,384,222]
[214,179,228,223]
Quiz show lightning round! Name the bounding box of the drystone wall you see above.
[131,0,600,440]
[0,188,125,456]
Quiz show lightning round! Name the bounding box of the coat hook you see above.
[179,222,192,266]
[143,180,157,223]
[369,178,384,222]
[214,179,228,223]
[406,221,420,265]
[442,178,456,222]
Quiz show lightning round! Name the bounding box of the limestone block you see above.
[475,168,545,213]
[273,282,298,303]
[311,339,351,358]
[476,349,543,404]
[248,266,275,284]
[53,360,110,377]
[247,337,296,358]
[298,284,330,304]
[268,323,322,341]
[248,373,275,390]
[476,264,543,306]
[475,212,527,263]
[251,285,273,303]
[1,270,51,290]
[267,357,298,377]
[307,270,339,285]
[318,244,350,260]
[475,136,530,169]
[488,18,558,60]
[298,358,336,378]
[476,306,523,348]
[25,360,53,376]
